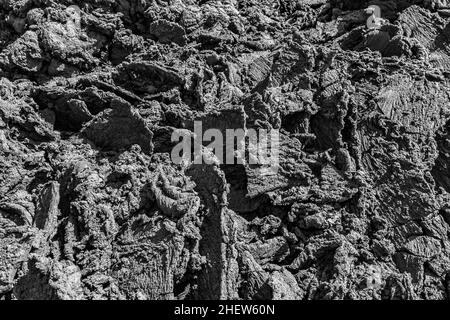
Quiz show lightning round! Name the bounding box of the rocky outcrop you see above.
[2,0,450,301]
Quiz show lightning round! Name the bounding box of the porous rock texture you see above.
[2,0,450,300]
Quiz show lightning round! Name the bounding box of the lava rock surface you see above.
[1,0,450,300]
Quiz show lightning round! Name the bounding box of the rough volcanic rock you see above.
[2,0,450,301]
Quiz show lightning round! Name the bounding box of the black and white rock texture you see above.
[1,0,450,300]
